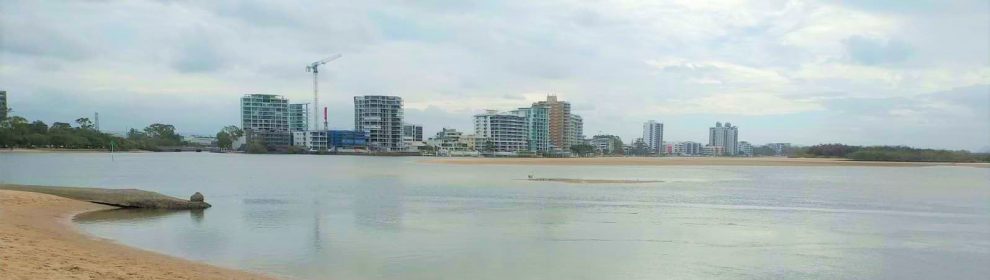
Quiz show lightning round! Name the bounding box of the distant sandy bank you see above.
[424,156,990,168]
[0,189,274,279]
[524,177,662,184]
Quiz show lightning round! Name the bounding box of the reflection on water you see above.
[354,177,403,229]
[190,209,204,224]
[75,208,194,224]
[3,153,989,280]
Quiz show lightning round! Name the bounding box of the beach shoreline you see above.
[423,156,990,168]
[0,190,275,279]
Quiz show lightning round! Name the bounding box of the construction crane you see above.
[306,54,342,131]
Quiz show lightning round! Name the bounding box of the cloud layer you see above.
[1,0,987,150]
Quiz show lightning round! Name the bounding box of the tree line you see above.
[0,115,187,151]
[794,143,989,163]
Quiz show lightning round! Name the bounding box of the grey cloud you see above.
[172,38,226,73]
[0,15,93,60]
[844,36,913,65]
[821,85,989,150]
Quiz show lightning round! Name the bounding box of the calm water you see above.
[1,152,988,280]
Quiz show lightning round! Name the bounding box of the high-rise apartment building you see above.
[513,106,551,153]
[241,94,291,147]
[709,122,739,156]
[568,115,583,148]
[533,95,575,151]
[474,110,528,153]
[0,90,7,121]
[643,120,664,155]
[402,124,423,142]
[354,95,404,152]
[288,103,309,132]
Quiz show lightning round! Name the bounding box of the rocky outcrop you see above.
[0,184,212,209]
[190,192,204,202]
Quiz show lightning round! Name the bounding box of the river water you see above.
[1,152,988,279]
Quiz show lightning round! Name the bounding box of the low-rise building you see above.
[292,130,368,152]
[703,145,725,156]
[590,135,620,154]
[429,128,477,156]
[738,141,754,156]
[668,141,703,156]
[185,135,216,146]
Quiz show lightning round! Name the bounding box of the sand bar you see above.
[525,178,662,184]
[425,156,990,168]
[0,189,274,279]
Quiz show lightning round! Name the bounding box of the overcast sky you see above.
[1,0,988,151]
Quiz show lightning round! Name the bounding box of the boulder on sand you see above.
[190,192,204,202]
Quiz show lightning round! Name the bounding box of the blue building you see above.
[329,130,367,149]
[293,130,367,151]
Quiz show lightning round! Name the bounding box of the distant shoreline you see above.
[424,156,990,168]
[0,188,275,279]
[0,148,153,153]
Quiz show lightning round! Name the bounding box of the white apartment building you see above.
[474,110,528,154]
[241,94,291,147]
[709,122,739,156]
[354,95,404,152]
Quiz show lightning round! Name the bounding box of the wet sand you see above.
[0,190,274,280]
[425,156,990,168]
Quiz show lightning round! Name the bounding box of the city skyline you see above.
[2,1,988,151]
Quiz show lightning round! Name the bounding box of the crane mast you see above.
[306,54,342,131]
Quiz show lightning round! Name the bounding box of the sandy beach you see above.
[424,156,990,168]
[0,190,274,280]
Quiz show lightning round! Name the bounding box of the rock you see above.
[190,192,205,202]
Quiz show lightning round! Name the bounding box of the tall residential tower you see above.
[533,95,578,151]
[643,120,664,155]
[354,95,404,152]
[709,122,739,156]
[241,94,291,147]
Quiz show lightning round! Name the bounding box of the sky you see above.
[1,0,988,151]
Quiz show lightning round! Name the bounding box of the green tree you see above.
[570,144,595,157]
[611,137,625,155]
[483,140,496,154]
[144,123,182,146]
[27,121,48,134]
[629,139,651,156]
[246,140,268,154]
[216,131,232,150]
[222,125,244,139]
[75,117,94,129]
[50,122,73,131]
